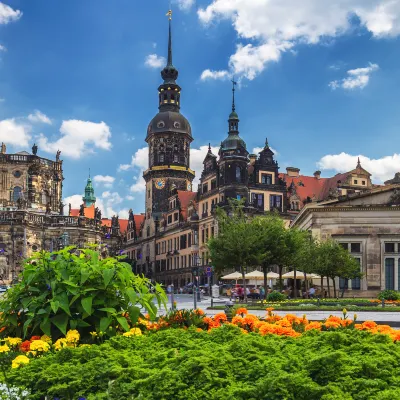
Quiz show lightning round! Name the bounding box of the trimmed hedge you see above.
[5,327,400,399]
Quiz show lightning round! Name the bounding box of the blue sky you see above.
[2,0,400,217]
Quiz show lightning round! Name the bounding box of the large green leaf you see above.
[116,316,130,332]
[126,287,138,304]
[98,307,117,314]
[57,292,71,316]
[76,319,91,328]
[23,317,33,338]
[102,269,114,288]
[128,306,141,324]
[100,317,111,333]
[51,314,69,335]
[81,296,93,316]
[40,319,51,337]
[80,269,90,285]
[50,300,60,314]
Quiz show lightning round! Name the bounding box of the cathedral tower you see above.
[143,11,195,219]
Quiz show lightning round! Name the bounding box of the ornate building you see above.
[123,15,289,287]
[0,145,125,283]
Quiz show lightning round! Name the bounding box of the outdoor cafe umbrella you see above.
[245,270,280,279]
[220,272,243,281]
[282,271,320,280]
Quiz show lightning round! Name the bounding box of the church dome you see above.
[147,111,192,139]
[221,134,247,151]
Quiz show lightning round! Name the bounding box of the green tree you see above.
[0,247,167,340]
[208,200,266,302]
[314,239,362,298]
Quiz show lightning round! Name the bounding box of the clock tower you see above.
[143,11,195,220]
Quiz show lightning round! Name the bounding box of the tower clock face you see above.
[155,178,166,190]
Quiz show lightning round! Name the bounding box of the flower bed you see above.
[3,320,400,399]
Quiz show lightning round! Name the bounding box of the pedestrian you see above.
[260,286,265,300]
[309,286,316,299]
[167,285,172,295]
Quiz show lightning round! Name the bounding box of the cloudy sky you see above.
[2,0,400,217]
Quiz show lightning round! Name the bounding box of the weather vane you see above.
[166,1,172,20]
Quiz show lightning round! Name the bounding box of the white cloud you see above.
[125,195,135,201]
[0,44,6,52]
[198,0,400,80]
[64,190,127,219]
[0,2,22,24]
[329,63,379,90]
[145,54,166,69]
[27,110,52,125]
[38,120,112,159]
[175,0,195,11]
[317,152,400,183]
[200,69,230,81]
[0,118,30,147]
[93,175,115,188]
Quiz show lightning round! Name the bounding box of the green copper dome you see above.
[229,111,239,120]
[83,176,96,207]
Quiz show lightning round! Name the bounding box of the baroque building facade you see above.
[0,144,124,283]
[123,16,289,287]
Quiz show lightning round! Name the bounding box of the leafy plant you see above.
[378,290,400,301]
[0,247,167,340]
[267,291,287,302]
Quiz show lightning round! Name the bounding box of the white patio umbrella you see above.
[245,270,264,280]
[282,271,320,280]
[220,272,243,280]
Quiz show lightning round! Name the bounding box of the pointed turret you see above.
[83,171,96,207]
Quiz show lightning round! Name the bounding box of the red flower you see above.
[30,336,41,341]
[20,340,31,352]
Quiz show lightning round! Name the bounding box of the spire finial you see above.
[357,157,361,168]
[208,143,211,152]
[231,78,237,112]
[89,168,91,178]
[265,137,269,148]
[166,8,173,67]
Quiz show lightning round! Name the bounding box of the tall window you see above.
[159,154,165,163]
[270,195,282,211]
[252,193,264,209]
[12,186,22,202]
[352,258,361,290]
[385,258,395,290]
[173,154,178,163]
[236,166,242,183]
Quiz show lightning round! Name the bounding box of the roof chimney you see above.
[314,170,321,180]
[249,154,257,165]
[286,167,300,178]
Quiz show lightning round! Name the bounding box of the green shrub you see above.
[0,247,167,340]
[5,328,400,399]
[267,291,287,302]
[377,290,400,301]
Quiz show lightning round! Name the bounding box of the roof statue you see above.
[32,143,38,156]
[0,142,5,154]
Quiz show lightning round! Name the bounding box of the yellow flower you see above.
[30,340,50,353]
[54,338,68,351]
[11,355,30,369]
[79,344,91,348]
[90,331,98,337]
[0,344,10,353]
[343,308,347,317]
[354,313,358,321]
[40,335,52,343]
[5,337,22,347]
[123,328,142,337]
[66,329,80,344]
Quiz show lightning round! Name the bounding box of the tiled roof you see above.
[279,174,328,202]
[69,204,95,219]
[177,191,196,220]
[133,214,145,235]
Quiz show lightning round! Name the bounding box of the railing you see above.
[0,154,60,169]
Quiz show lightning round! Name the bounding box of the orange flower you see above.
[276,319,292,328]
[340,319,353,327]
[30,336,41,341]
[325,316,342,324]
[324,321,341,329]
[231,316,244,326]
[361,321,378,330]
[20,340,31,352]
[236,308,248,315]
[194,309,205,316]
[213,313,228,324]
[305,322,322,331]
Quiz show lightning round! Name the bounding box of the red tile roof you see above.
[69,204,95,218]
[279,173,327,202]
[133,214,145,234]
[100,218,129,234]
[177,191,197,220]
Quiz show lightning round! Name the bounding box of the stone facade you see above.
[292,185,400,297]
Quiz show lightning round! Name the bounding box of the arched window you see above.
[173,154,178,163]
[42,191,48,205]
[171,94,175,103]
[159,154,165,163]
[12,186,22,202]
[236,166,241,183]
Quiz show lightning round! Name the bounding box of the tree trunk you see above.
[293,268,297,299]
[241,266,247,303]
[327,277,331,298]
[304,272,308,298]
[263,264,267,300]
[320,276,323,298]
[333,277,337,298]
[279,266,283,290]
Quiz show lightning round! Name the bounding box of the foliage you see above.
[378,290,400,301]
[5,325,400,399]
[0,247,167,340]
[267,291,287,302]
